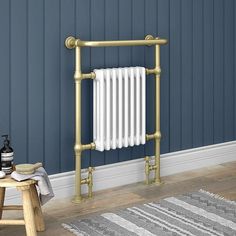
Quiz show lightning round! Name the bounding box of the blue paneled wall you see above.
[0,0,235,174]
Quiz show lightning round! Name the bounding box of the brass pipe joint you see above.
[74,144,83,154]
[74,72,95,81]
[146,68,161,76]
[65,36,84,49]
[74,71,82,81]
[82,142,96,151]
[155,131,162,140]
[145,156,158,185]
[155,67,161,76]
[81,167,95,198]
[65,36,76,49]
[82,72,96,80]
[146,132,161,141]
[74,143,96,154]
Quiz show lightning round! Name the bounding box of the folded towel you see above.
[11,167,54,205]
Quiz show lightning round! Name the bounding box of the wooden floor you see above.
[1,161,236,236]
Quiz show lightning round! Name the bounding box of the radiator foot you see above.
[72,195,83,204]
[153,179,163,186]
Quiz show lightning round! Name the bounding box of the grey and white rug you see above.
[62,190,236,236]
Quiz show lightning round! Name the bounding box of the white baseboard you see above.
[5,141,236,204]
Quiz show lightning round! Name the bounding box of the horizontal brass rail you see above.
[66,36,168,49]
[81,133,160,151]
[76,68,160,81]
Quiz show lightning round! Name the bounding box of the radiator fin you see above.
[93,67,146,151]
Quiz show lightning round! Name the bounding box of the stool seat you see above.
[0,176,36,187]
[0,175,45,236]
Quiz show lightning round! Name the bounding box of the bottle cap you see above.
[2,135,10,146]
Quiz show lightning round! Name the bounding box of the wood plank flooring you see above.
[0,161,236,236]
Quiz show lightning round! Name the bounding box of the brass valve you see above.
[145,156,150,185]
[145,156,157,185]
[88,167,95,198]
[80,167,95,199]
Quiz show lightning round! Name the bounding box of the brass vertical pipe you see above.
[154,41,161,184]
[73,45,82,203]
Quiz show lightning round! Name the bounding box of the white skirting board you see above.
[4,140,236,205]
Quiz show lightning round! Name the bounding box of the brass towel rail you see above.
[66,36,167,48]
[65,35,167,203]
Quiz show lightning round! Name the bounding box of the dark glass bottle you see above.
[0,135,14,174]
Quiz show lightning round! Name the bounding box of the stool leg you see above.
[0,187,5,219]
[30,184,45,232]
[20,187,37,236]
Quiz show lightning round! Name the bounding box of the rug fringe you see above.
[199,189,236,206]
[62,223,85,236]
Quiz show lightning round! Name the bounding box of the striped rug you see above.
[62,190,236,236]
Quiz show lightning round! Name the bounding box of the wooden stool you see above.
[0,176,45,236]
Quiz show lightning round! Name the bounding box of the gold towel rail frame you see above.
[65,35,168,203]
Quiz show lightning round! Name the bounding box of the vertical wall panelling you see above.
[131,0,145,159]
[0,0,10,135]
[193,0,204,147]
[28,0,44,164]
[181,0,193,149]
[169,0,181,152]
[11,0,28,164]
[214,0,224,144]
[44,0,60,173]
[224,0,234,141]
[104,0,119,164]
[60,0,75,172]
[118,0,133,162]
[158,0,170,154]
[76,0,91,168]
[145,0,157,156]
[1,0,236,175]
[203,0,214,146]
[90,0,106,166]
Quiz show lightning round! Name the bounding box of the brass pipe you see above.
[154,41,161,185]
[78,38,167,47]
[73,45,83,203]
[82,72,96,80]
[82,142,96,151]
[74,72,95,81]
[65,36,167,49]
[72,46,95,203]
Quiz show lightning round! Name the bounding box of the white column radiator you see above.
[93,67,146,151]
